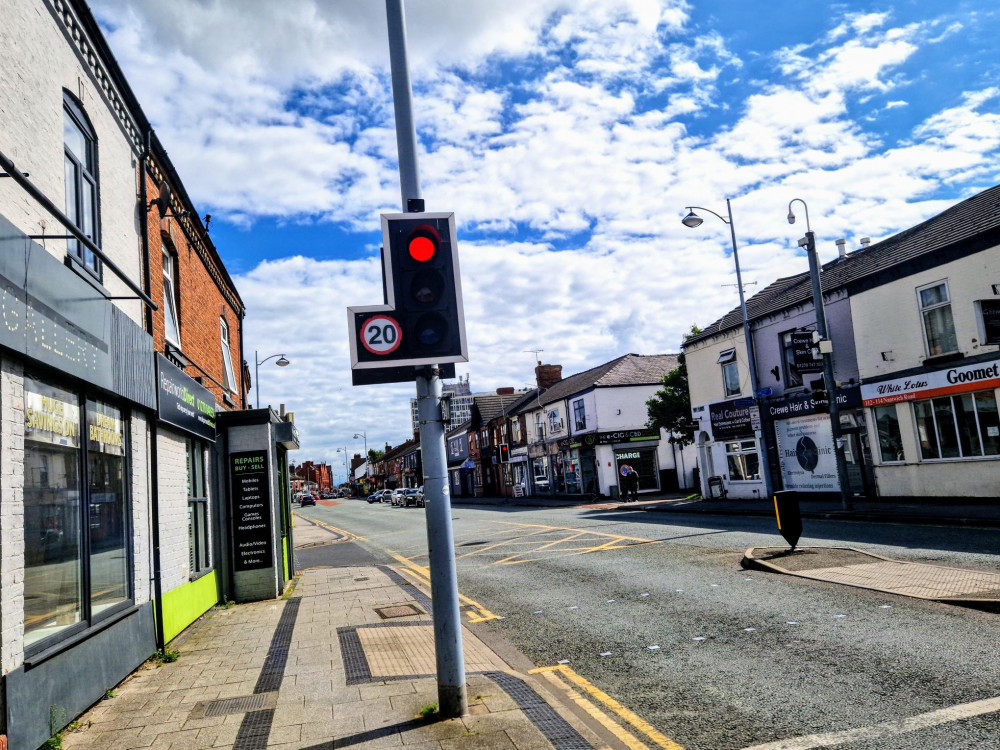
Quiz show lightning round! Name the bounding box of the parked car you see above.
[299,494,317,507]
[390,488,407,506]
[402,488,423,507]
[367,489,389,504]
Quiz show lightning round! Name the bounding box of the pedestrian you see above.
[626,466,639,502]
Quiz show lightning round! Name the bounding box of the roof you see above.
[516,353,682,412]
[471,390,537,425]
[684,184,1000,347]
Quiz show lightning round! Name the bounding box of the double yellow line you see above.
[388,552,502,623]
[530,664,684,750]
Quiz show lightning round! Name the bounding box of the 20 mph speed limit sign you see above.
[360,314,402,355]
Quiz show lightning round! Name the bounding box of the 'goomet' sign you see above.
[861,358,1000,406]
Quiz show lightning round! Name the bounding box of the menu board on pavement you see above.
[229,450,273,571]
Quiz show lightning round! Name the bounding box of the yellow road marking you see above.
[492,520,659,544]
[387,551,502,623]
[535,669,649,750]
[530,664,685,750]
[301,517,365,542]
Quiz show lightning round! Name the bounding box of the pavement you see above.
[57,497,1000,750]
[60,519,619,750]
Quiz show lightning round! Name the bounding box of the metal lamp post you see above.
[787,199,852,510]
[682,200,774,501]
[254,351,290,409]
[336,447,350,487]
[353,431,369,489]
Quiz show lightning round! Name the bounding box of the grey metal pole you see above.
[805,232,852,510]
[386,0,421,209]
[726,200,773,501]
[386,0,466,718]
[255,350,260,409]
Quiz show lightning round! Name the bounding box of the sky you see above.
[91,0,1000,480]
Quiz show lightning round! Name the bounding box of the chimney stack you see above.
[836,238,846,258]
[496,387,515,395]
[535,363,563,390]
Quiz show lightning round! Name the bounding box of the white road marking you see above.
[741,696,1000,750]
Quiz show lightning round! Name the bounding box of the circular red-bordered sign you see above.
[360,315,402,355]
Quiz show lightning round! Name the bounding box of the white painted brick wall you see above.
[0,0,144,325]
[130,413,152,605]
[156,427,191,592]
[1,356,26,673]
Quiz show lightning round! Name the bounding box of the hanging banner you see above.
[775,413,840,492]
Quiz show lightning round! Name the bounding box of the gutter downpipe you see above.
[140,131,166,651]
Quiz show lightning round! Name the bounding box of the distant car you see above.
[367,489,389,504]
[299,494,317,507]
[390,488,407,506]
[402,488,423,507]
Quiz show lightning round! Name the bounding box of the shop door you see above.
[841,429,873,497]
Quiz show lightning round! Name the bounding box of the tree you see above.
[367,448,385,464]
[646,326,702,446]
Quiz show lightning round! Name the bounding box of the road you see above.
[296,499,1000,750]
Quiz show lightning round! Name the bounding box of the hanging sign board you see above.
[229,450,273,571]
[157,354,217,442]
[791,331,823,374]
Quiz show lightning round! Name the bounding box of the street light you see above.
[353,431,369,483]
[787,199,852,510]
[335,447,349,486]
[254,351,290,409]
[682,200,773,501]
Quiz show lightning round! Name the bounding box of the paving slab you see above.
[742,545,1000,610]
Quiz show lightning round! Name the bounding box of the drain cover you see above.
[375,604,424,619]
[205,694,270,716]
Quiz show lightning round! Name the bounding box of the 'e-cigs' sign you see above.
[229,450,273,571]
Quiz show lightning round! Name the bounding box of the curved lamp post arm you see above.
[787,198,812,232]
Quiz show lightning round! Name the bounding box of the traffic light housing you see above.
[384,213,466,361]
[348,211,468,384]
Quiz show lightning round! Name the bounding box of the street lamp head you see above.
[353,433,363,439]
[787,210,796,225]
[276,356,290,367]
[681,209,704,228]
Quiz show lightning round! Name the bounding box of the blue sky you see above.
[93,0,1000,475]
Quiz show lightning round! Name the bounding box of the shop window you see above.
[718,349,740,397]
[220,317,238,393]
[163,248,181,346]
[24,376,131,651]
[873,404,905,462]
[63,92,100,277]
[918,281,958,356]
[187,438,210,576]
[914,390,1000,460]
[573,399,586,431]
[725,439,760,481]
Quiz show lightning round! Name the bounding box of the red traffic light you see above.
[407,225,439,262]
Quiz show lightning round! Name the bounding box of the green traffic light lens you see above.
[414,312,448,347]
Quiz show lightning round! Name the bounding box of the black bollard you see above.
[772,490,802,551]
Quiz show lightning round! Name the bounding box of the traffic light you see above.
[384,212,466,360]
[347,211,468,384]
[498,444,510,463]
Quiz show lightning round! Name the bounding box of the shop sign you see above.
[24,382,80,449]
[229,450,273,571]
[775,414,840,492]
[87,402,124,456]
[766,387,861,420]
[981,301,1000,345]
[791,331,823,374]
[590,428,660,445]
[156,354,217,442]
[709,401,753,441]
[861,358,1000,406]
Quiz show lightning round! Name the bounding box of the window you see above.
[220,318,238,393]
[163,249,180,345]
[573,399,586,431]
[718,349,740,397]
[918,281,958,356]
[63,93,100,276]
[913,390,1000,460]
[24,376,130,650]
[187,439,210,576]
[725,439,760,480]
[873,404,905,462]
[779,329,818,388]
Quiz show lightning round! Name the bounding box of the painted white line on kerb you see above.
[741,696,1000,750]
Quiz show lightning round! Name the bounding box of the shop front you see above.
[528,443,552,495]
[702,399,765,499]
[861,357,1000,497]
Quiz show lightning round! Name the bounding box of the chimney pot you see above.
[835,238,847,258]
[860,237,871,248]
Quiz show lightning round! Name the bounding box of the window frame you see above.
[917,279,959,357]
[23,375,133,657]
[162,247,181,346]
[912,389,1000,461]
[573,399,586,431]
[186,438,212,579]
[872,404,905,463]
[220,317,238,394]
[724,439,761,481]
[63,92,101,279]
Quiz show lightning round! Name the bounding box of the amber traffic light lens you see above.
[410,270,443,305]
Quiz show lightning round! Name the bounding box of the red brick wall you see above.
[144,165,246,410]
